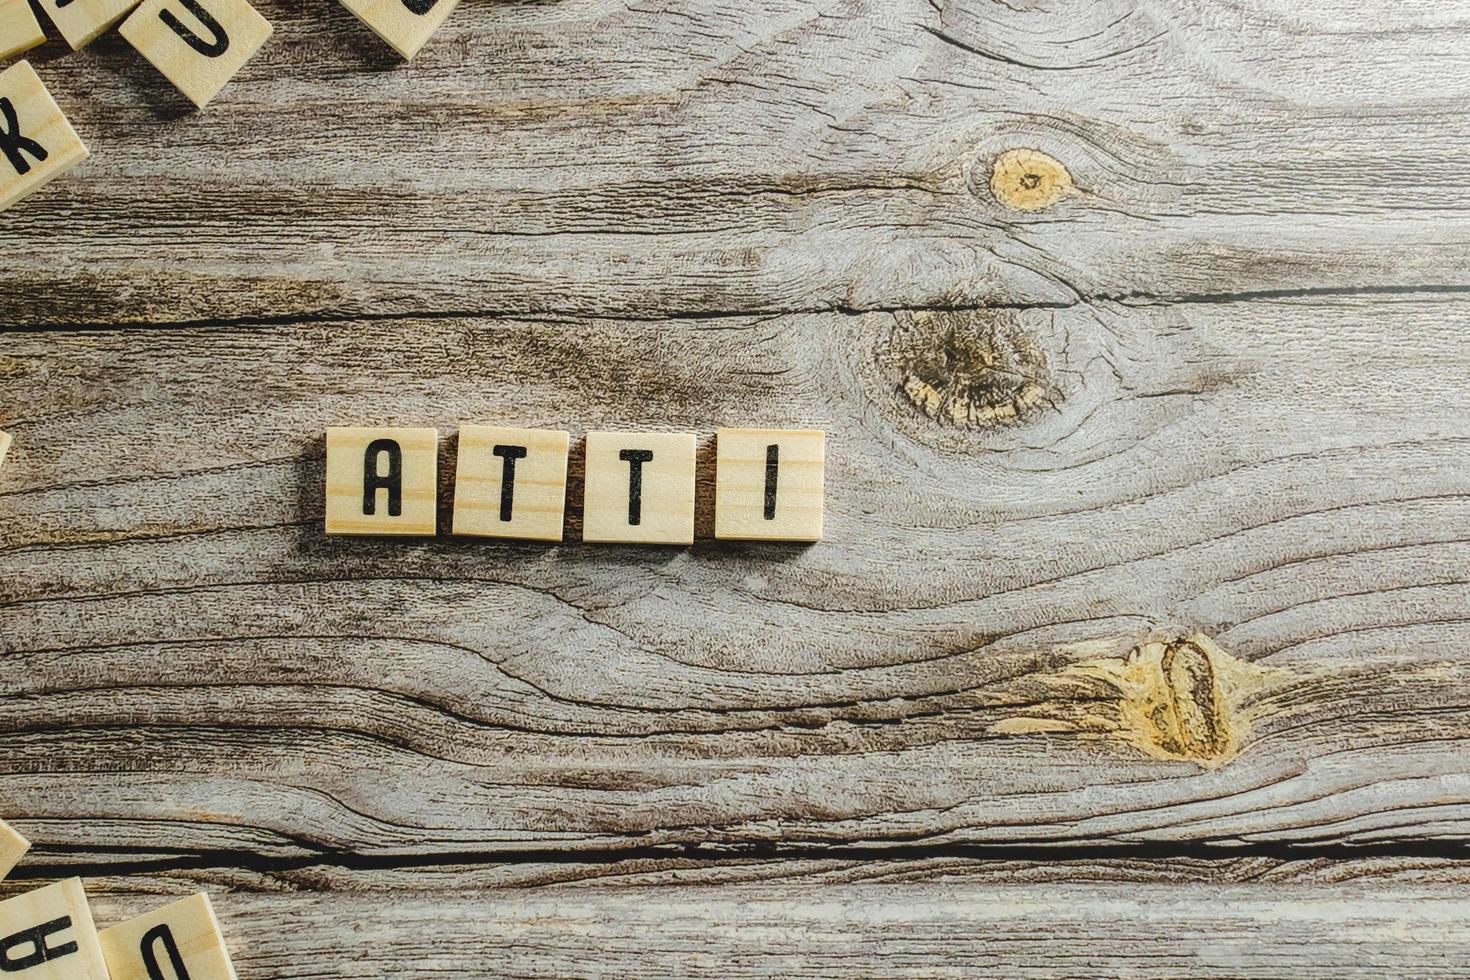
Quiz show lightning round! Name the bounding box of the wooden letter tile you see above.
[36,0,140,48]
[119,0,271,109]
[0,61,87,213]
[98,893,236,980]
[324,426,438,536]
[582,431,696,545]
[0,429,11,471]
[0,878,108,979]
[715,428,825,542]
[0,816,27,880]
[452,425,568,542]
[336,0,461,59]
[0,0,46,62]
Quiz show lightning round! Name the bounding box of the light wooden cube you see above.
[35,0,140,48]
[715,428,825,542]
[336,0,460,59]
[0,61,87,213]
[582,431,696,545]
[98,893,236,980]
[452,425,569,542]
[324,426,438,536]
[0,429,11,471]
[0,878,108,979]
[119,0,271,109]
[0,0,46,61]
[0,815,27,880]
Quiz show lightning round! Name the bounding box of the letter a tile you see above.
[0,816,27,880]
[324,426,438,536]
[452,425,569,542]
[99,893,237,980]
[582,431,696,545]
[36,0,141,49]
[119,0,272,109]
[0,878,109,979]
[715,428,825,541]
[0,0,46,62]
[337,0,461,59]
[0,61,88,214]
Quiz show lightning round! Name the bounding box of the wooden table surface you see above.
[4,0,1470,975]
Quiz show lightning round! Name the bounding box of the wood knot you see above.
[989,148,1076,212]
[991,632,1286,768]
[1068,633,1277,768]
[893,310,1056,429]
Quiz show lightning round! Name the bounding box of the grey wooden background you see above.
[3,0,1470,975]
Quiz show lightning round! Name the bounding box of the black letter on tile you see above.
[401,0,438,12]
[763,444,780,520]
[160,0,230,57]
[493,444,527,522]
[140,924,190,980]
[0,916,77,972]
[363,439,403,517]
[0,98,47,176]
[619,449,653,526]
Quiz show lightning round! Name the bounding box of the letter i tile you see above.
[120,0,272,110]
[0,61,88,214]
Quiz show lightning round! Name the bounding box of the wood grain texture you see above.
[5,0,1470,322]
[2,296,1468,873]
[56,884,1470,979]
[4,0,1470,972]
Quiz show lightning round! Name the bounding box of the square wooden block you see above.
[98,893,236,980]
[0,61,88,213]
[119,0,271,109]
[36,0,140,48]
[0,429,11,471]
[714,428,825,542]
[0,815,27,880]
[336,0,461,59]
[452,425,568,542]
[0,878,108,979]
[582,431,696,545]
[324,426,438,536]
[0,0,46,61]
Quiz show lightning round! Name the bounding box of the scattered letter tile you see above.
[99,893,236,980]
[0,61,87,213]
[0,816,27,881]
[452,425,569,542]
[0,0,45,62]
[0,429,11,471]
[336,0,460,59]
[324,426,438,536]
[0,878,109,979]
[119,0,271,109]
[715,428,824,542]
[36,0,140,49]
[582,431,696,545]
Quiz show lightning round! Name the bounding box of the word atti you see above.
[325,426,827,545]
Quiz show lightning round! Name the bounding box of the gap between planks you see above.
[9,281,1470,334]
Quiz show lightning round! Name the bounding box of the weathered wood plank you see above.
[5,0,1470,322]
[2,295,1468,865]
[31,883,1466,979]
